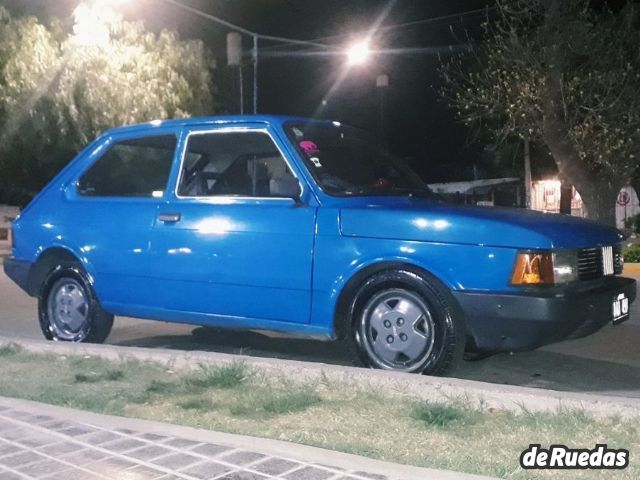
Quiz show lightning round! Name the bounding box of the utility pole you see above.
[227,32,243,114]
[524,138,532,209]
[376,74,389,140]
[252,35,259,114]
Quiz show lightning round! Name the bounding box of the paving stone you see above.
[0,469,23,480]
[115,428,138,435]
[252,458,301,476]
[38,442,84,456]
[0,443,21,457]
[126,445,174,461]
[218,472,270,480]
[0,405,10,411]
[43,468,104,480]
[189,444,232,458]
[351,473,387,480]
[0,428,32,441]
[0,450,46,468]
[101,437,148,453]
[28,415,56,425]
[15,433,60,448]
[78,430,124,445]
[137,433,168,442]
[284,466,335,480]
[179,460,232,479]
[122,464,168,479]
[89,456,138,473]
[152,452,202,470]
[218,451,266,466]
[0,421,17,432]
[162,437,202,449]
[157,475,184,480]
[40,420,75,431]
[60,448,110,466]
[57,425,97,437]
[17,458,70,477]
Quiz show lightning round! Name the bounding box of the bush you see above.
[624,244,640,263]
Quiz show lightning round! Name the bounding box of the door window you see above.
[177,131,298,198]
[78,135,177,197]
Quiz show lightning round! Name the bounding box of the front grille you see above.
[577,245,622,280]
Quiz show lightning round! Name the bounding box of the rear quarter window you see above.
[78,135,177,197]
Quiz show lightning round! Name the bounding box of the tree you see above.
[0,4,216,204]
[440,0,640,226]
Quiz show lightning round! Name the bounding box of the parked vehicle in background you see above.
[4,116,636,375]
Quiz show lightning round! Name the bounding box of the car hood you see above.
[339,199,622,249]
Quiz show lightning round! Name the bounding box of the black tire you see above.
[38,264,113,344]
[342,268,465,376]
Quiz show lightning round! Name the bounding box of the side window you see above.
[177,131,299,198]
[78,135,177,197]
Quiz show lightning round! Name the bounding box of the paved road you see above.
[1,268,639,398]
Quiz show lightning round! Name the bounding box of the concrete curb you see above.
[0,396,492,480]
[2,335,640,419]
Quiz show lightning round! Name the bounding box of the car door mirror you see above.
[270,176,302,203]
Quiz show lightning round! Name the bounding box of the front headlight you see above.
[511,250,577,285]
[552,250,578,284]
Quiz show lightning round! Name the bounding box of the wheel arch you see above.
[333,260,461,340]
[28,247,84,296]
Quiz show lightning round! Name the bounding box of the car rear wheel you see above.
[38,265,113,343]
[344,269,465,375]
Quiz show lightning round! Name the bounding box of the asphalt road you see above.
[1,267,639,398]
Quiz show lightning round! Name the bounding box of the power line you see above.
[260,5,496,52]
[160,0,330,48]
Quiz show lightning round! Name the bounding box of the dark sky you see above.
[2,0,500,182]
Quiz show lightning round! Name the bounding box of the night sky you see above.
[2,0,501,182]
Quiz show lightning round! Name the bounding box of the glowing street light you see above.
[346,40,371,66]
[72,0,127,48]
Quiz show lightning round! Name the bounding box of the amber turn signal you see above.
[511,252,555,285]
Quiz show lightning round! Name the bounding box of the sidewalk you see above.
[0,396,490,480]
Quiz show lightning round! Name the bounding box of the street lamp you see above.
[346,41,371,66]
[72,1,120,47]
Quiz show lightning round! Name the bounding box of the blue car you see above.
[4,116,636,375]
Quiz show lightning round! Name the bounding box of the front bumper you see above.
[3,257,33,295]
[453,276,637,352]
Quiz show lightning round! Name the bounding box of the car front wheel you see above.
[345,269,465,375]
[38,265,113,344]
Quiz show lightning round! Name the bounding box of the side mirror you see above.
[270,176,303,204]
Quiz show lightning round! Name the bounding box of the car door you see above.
[63,131,179,309]
[148,125,317,324]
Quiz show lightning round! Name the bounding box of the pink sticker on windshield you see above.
[299,141,320,155]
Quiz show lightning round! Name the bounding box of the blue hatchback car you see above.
[4,115,636,375]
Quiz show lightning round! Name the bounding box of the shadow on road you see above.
[112,325,640,397]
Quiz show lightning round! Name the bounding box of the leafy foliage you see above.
[0,5,215,204]
[624,244,640,263]
[441,0,640,224]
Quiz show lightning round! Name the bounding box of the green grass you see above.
[0,345,637,480]
[411,401,478,428]
[0,343,22,357]
[185,362,250,389]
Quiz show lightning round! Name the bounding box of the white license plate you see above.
[612,293,630,324]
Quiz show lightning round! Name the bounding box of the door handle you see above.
[158,212,181,223]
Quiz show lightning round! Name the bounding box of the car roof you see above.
[103,115,333,137]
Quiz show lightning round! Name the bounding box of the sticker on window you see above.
[310,157,322,168]
[300,140,320,155]
[292,128,304,138]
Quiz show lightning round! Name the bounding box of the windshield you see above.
[284,122,434,197]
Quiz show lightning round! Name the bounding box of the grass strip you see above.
[0,343,637,479]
